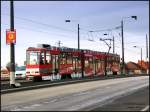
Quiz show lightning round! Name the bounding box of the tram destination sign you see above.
[6,29,16,45]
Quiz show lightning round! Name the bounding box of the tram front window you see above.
[26,51,40,65]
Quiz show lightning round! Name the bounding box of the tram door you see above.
[93,58,97,75]
[51,55,59,76]
[72,56,81,78]
[73,57,77,73]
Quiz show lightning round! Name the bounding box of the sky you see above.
[1,1,149,67]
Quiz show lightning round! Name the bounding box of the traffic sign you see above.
[6,29,16,45]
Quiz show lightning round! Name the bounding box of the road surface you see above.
[85,86,149,111]
[1,76,149,111]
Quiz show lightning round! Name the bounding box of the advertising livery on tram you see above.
[26,44,120,81]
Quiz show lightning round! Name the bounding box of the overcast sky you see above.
[1,1,149,67]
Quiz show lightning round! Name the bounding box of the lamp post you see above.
[121,16,137,75]
[65,20,80,50]
[146,34,149,74]
[133,46,143,70]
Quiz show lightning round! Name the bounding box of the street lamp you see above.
[131,16,137,20]
[65,20,80,51]
[133,46,143,68]
[121,16,137,75]
[87,31,95,42]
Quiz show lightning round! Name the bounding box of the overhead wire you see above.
[2,13,76,33]
[1,23,75,38]
[3,12,122,45]
[2,14,144,56]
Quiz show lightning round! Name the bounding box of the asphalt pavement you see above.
[90,86,149,111]
[1,76,149,111]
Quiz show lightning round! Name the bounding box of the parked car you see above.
[15,66,26,79]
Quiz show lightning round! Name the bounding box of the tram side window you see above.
[26,52,30,64]
[77,58,81,69]
[67,55,72,65]
[89,58,93,68]
[46,52,51,64]
[85,59,89,68]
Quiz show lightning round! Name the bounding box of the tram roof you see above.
[26,45,120,57]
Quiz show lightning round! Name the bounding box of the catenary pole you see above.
[113,36,115,54]
[78,24,80,50]
[121,20,125,75]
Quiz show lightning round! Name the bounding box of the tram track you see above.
[1,79,31,84]
[1,74,148,94]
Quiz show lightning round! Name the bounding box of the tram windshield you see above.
[26,51,40,65]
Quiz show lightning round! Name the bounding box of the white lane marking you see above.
[12,108,22,111]
[72,91,91,96]
[43,101,50,104]
[141,105,149,111]
[31,104,41,107]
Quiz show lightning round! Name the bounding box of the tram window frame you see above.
[40,51,45,64]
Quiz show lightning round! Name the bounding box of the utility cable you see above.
[2,13,76,33]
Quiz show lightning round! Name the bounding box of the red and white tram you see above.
[26,44,120,81]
